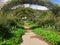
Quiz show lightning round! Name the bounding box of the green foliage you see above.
[30,10,55,29]
[15,8,35,19]
[0,1,60,45]
[33,28,60,45]
[27,21,36,27]
[0,8,26,45]
[0,28,25,45]
[18,21,24,29]
[0,14,18,38]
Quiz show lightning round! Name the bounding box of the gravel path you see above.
[21,22,49,45]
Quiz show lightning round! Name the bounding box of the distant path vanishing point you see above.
[21,22,49,45]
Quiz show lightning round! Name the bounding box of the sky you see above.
[0,0,8,3]
[51,0,60,4]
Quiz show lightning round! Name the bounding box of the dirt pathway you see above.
[21,22,49,45]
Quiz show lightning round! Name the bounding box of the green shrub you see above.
[0,14,19,38]
[17,21,24,29]
[0,28,25,45]
[33,28,60,45]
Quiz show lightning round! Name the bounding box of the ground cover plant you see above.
[33,28,60,45]
[27,21,60,45]
[0,20,25,45]
[26,21,37,28]
[0,28,25,45]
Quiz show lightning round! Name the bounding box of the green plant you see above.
[0,28,25,45]
[33,28,60,45]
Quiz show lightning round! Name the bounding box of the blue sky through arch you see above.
[50,0,60,4]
